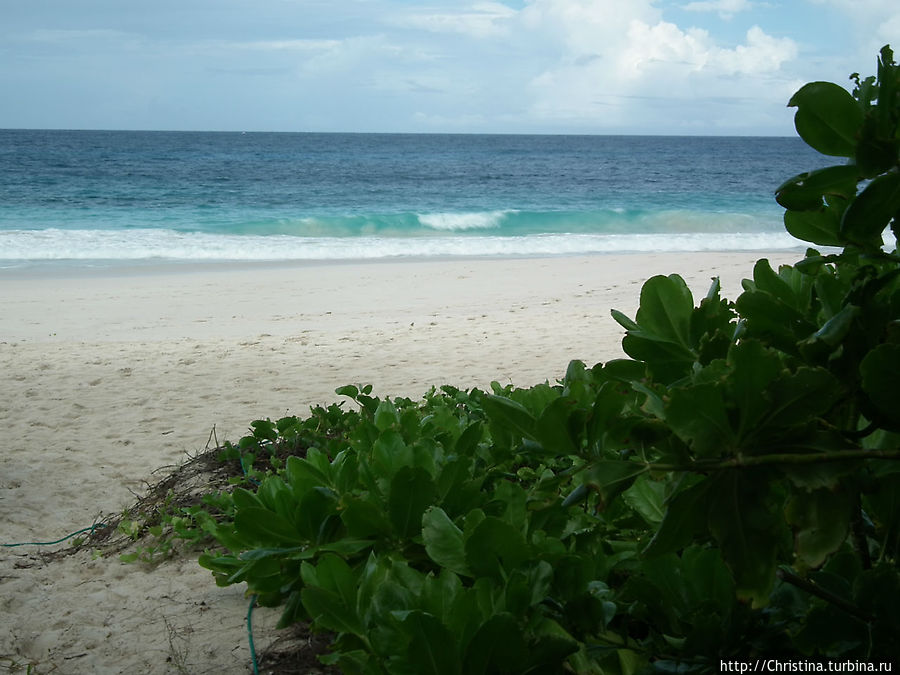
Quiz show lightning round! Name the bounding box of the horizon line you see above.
[1,126,797,139]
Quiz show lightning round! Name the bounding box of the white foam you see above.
[0,227,820,263]
[417,210,511,231]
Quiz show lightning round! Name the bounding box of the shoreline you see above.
[0,250,801,673]
[0,244,810,278]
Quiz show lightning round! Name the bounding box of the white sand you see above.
[0,251,800,673]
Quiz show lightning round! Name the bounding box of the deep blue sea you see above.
[0,129,829,266]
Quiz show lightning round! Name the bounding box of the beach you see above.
[1,251,800,673]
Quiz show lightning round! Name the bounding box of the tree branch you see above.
[647,448,900,473]
[777,567,874,623]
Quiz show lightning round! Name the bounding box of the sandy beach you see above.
[0,251,800,673]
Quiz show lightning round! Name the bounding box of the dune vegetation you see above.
[107,46,900,673]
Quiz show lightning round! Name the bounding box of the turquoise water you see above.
[0,130,828,265]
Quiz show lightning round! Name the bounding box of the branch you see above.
[777,567,874,623]
[647,448,900,473]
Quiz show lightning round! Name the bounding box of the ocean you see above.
[0,129,829,267]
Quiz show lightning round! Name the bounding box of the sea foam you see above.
[0,228,810,264]
[417,211,511,231]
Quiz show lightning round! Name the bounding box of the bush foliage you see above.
[198,47,900,672]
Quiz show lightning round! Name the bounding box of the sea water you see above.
[0,129,830,267]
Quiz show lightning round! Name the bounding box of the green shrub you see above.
[199,47,900,672]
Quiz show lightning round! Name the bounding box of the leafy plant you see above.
[198,47,900,671]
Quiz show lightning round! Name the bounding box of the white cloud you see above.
[681,0,754,20]
[294,35,407,75]
[807,0,900,50]
[229,39,343,52]
[716,25,797,74]
[390,2,517,38]
[1,0,818,133]
[522,0,799,131]
[519,0,660,55]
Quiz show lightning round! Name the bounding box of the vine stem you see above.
[776,567,874,623]
[646,448,900,473]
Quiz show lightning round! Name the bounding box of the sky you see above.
[1,0,898,135]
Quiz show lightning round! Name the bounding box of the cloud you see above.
[519,0,660,55]
[228,39,343,52]
[390,2,517,38]
[1,0,815,133]
[717,25,797,74]
[522,0,798,131]
[680,0,755,20]
[807,0,900,50]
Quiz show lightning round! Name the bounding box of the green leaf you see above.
[775,165,859,211]
[505,561,553,614]
[863,475,900,562]
[856,118,900,178]
[736,292,806,354]
[462,613,527,675]
[332,450,360,494]
[423,507,470,576]
[481,394,537,441]
[356,553,390,624]
[840,172,900,247]
[301,585,365,637]
[611,308,639,331]
[341,495,393,539]
[235,546,308,562]
[643,476,714,557]
[421,568,465,627]
[788,81,864,157]
[640,547,734,620]
[798,304,860,363]
[635,274,695,345]
[765,367,840,429]
[465,516,530,580]
[234,506,302,545]
[335,384,359,399]
[492,480,528,533]
[580,460,647,509]
[728,339,782,438]
[401,611,461,675]
[295,487,339,543]
[389,466,437,539]
[310,553,358,607]
[318,538,376,556]
[665,383,734,458]
[285,455,330,495]
[320,650,374,673]
[622,475,667,526]
[232,486,264,512]
[374,398,400,431]
[860,343,900,427]
[784,208,843,247]
[528,618,580,669]
[535,396,579,455]
[250,418,278,442]
[747,258,796,304]
[372,429,413,481]
[691,279,737,363]
[454,421,484,457]
[785,488,853,570]
[707,472,783,607]
[619,334,696,384]
[616,275,698,383]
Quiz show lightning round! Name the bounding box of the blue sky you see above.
[1,0,897,135]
